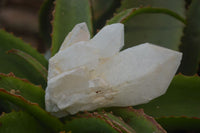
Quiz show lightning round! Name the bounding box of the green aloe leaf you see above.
[51,0,93,56]
[135,74,200,118]
[7,49,47,82]
[116,0,185,50]
[39,0,54,47]
[65,112,135,133]
[157,116,200,132]
[0,30,47,68]
[0,73,45,109]
[65,117,118,133]
[107,7,186,25]
[106,107,166,133]
[0,30,47,87]
[0,89,64,132]
[95,112,135,132]
[179,0,200,75]
[0,111,48,133]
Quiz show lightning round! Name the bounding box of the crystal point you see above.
[59,22,90,51]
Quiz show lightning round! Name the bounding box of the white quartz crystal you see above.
[45,22,182,117]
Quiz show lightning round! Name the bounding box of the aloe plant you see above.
[0,0,200,132]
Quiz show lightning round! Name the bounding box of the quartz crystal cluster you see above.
[45,22,182,117]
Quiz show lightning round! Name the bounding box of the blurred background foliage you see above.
[0,0,200,132]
